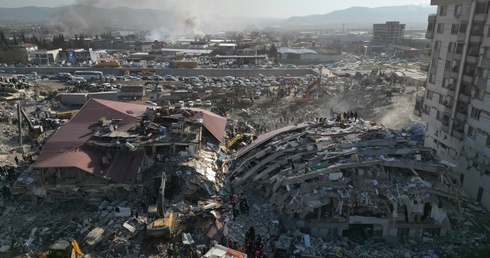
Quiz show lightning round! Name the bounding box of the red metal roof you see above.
[188,108,226,143]
[34,145,144,184]
[33,99,226,183]
[33,99,148,184]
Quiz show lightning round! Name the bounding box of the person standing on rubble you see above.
[231,193,237,210]
[354,111,358,122]
[240,196,249,215]
[233,206,239,220]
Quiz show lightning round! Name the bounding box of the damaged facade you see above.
[416,0,490,210]
[12,98,227,203]
[230,120,463,239]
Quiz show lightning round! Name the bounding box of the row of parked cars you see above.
[144,99,212,107]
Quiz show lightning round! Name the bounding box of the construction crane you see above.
[294,77,321,104]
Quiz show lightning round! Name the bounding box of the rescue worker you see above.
[240,196,249,215]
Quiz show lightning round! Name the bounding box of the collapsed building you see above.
[230,119,464,239]
[12,98,227,203]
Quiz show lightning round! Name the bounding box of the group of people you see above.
[335,110,359,123]
[230,192,249,220]
[245,226,266,257]
[227,188,268,257]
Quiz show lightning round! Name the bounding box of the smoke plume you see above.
[48,0,241,39]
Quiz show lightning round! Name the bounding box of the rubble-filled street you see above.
[1,68,489,258]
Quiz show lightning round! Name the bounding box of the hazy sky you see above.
[0,0,430,18]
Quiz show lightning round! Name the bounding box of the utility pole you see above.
[17,102,22,147]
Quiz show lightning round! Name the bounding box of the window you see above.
[442,78,452,88]
[437,23,444,34]
[445,60,452,70]
[464,64,476,76]
[442,113,450,125]
[439,94,445,104]
[459,23,467,33]
[467,125,476,139]
[429,74,436,83]
[451,24,460,34]
[426,90,433,100]
[439,6,447,16]
[476,2,489,14]
[448,42,455,53]
[423,105,431,115]
[435,41,441,50]
[455,5,463,16]
[471,107,481,120]
[474,88,484,100]
[461,84,472,95]
[477,187,483,203]
[428,22,435,32]
[463,3,472,15]
[478,68,489,79]
[456,43,464,53]
[436,110,442,121]
[468,44,481,56]
[431,57,437,67]
[472,23,484,35]
[485,47,490,59]
[487,135,490,147]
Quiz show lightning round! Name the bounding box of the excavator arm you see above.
[294,78,320,103]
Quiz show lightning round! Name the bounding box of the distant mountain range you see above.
[283,5,436,29]
[0,5,436,33]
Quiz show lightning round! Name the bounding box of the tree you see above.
[0,31,7,45]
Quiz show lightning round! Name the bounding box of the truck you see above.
[168,61,198,69]
[97,60,121,68]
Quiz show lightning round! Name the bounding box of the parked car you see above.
[195,99,202,106]
[187,100,194,107]
[144,101,158,106]
[204,100,212,107]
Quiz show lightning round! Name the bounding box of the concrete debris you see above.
[0,71,488,258]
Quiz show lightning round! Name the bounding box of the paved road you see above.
[1,67,315,78]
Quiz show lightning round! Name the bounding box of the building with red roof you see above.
[14,99,226,201]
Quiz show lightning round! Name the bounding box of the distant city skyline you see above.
[0,0,431,18]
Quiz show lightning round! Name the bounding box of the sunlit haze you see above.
[0,0,430,18]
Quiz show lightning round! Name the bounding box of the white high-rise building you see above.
[415,0,490,209]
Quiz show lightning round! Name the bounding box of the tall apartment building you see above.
[416,0,490,209]
[372,21,406,44]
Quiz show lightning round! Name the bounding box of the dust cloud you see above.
[48,0,241,38]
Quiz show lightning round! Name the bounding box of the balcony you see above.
[452,129,464,140]
[413,109,422,117]
[457,33,466,42]
[470,35,483,43]
[466,55,479,64]
[425,31,434,39]
[456,111,467,121]
[420,64,429,71]
[428,14,436,22]
[441,124,449,133]
[462,74,475,84]
[474,13,488,22]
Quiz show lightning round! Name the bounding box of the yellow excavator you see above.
[146,173,177,238]
[34,82,56,99]
[39,239,83,258]
[227,134,243,149]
